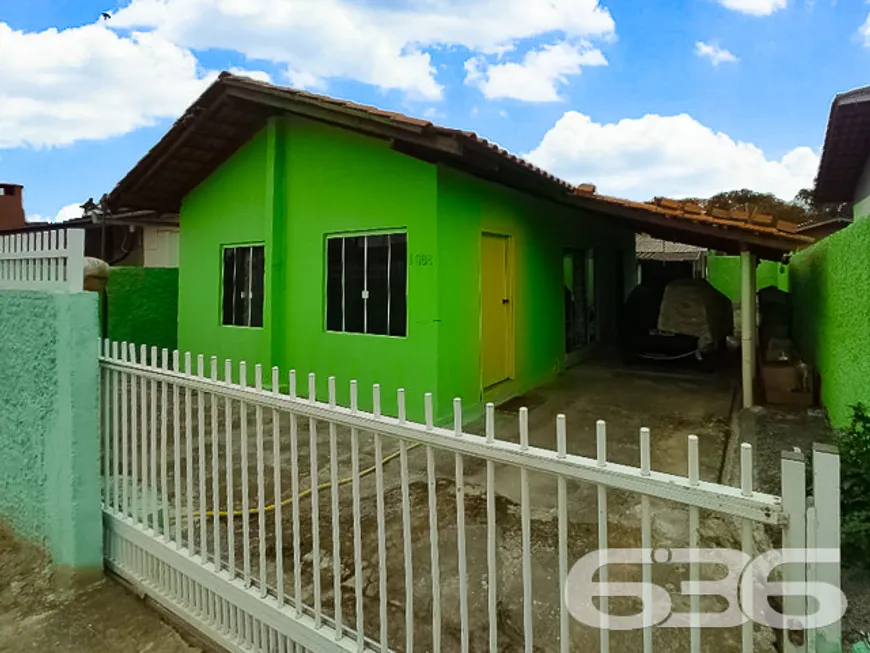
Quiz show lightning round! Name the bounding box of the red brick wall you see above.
[0,184,25,231]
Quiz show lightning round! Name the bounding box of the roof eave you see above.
[815,86,870,204]
[570,195,809,261]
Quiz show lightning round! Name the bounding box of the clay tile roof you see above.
[569,190,813,255]
[106,72,812,260]
[751,213,774,225]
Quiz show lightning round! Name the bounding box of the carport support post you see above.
[740,249,757,408]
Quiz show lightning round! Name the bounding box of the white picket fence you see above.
[0,228,85,292]
[99,340,841,653]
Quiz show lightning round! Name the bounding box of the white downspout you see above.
[741,249,757,408]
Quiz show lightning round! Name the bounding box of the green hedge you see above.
[707,253,789,301]
[790,218,870,427]
[107,267,178,351]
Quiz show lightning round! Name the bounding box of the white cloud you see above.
[695,41,739,65]
[860,12,870,46]
[226,67,272,84]
[0,21,212,149]
[54,203,85,222]
[717,0,787,15]
[525,111,818,201]
[28,202,84,223]
[2,0,616,148]
[111,0,616,100]
[465,41,607,102]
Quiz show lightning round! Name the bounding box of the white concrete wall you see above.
[143,226,179,268]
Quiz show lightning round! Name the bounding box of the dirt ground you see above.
[104,360,766,652]
[0,523,198,653]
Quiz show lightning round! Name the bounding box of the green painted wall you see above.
[435,167,633,420]
[107,267,179,351]
[0,291,101,571]
[178,118,438,410]
[280,116,439,419]
[790,218,870,427]
[178,127,273,383]
[707,253,789,300]
[177,117,634,422]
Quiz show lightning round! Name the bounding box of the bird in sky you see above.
[101,12,111,20]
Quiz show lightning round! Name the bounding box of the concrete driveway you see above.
[281,361,743,652]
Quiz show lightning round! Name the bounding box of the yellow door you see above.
[481,234,512,388]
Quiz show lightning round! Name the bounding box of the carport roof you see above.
[571,189,811,260]
[105,72,811,262]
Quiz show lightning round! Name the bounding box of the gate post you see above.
[782,450,807,653]
[45,292,102,587]
[0,228,101,588]
[812,444,842,653]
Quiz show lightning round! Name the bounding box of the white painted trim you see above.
[104,512,363,652]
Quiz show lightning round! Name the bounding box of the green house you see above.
[107,74,638,422]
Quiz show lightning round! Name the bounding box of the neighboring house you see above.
[635,234,707,286]
[142,225,180,268]
[0,182,179,267]
[796,217,852,241]
[105,73,810,420]
[0,183,25,229]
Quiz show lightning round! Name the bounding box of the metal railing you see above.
[99,340,838,653]
[0,228,84,292]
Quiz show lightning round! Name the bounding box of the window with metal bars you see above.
[326,233,407,337]
[221,245,265,327]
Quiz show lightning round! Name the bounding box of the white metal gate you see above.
[100,340,841,653]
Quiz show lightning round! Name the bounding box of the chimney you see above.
[0,184,25,231]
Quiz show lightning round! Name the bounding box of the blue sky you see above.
[1,0,868,221]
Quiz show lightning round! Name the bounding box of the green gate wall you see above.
[790,218,870,427]
[107,267,178,351]
[707,253,789,301]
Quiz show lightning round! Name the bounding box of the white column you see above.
[741,250,757,408]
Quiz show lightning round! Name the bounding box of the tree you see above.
[794,187,851,223]
[687,187,851,225]
[702,189,808,224]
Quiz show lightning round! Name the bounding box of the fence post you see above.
[66,229,85,292]
[812,444,842,653]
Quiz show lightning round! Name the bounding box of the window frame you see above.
[220,242,266,329]
[324,229,408,338]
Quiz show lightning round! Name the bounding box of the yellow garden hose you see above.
[193,442,423,519]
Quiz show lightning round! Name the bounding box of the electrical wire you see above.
[192,441,423,519]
